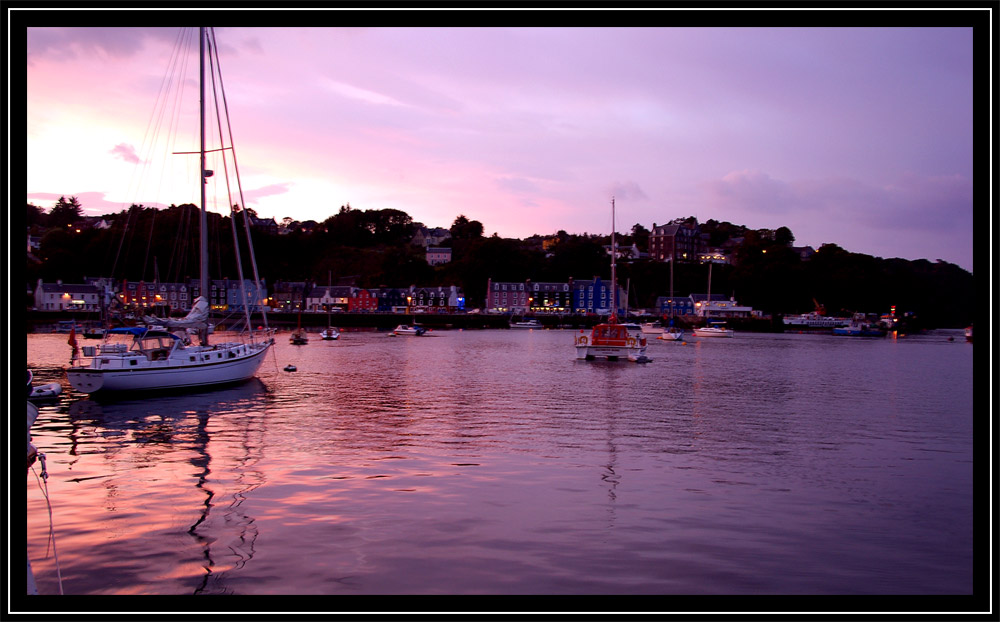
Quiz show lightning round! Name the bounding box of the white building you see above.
[426,247,452,265]
[34,280,102,311]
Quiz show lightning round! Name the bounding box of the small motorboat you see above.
[284,364,297,372]
[393,324,426,336]
[28,382,63,401]
[692,322,734,338]
[640,322,664,336]
[320,327,340,340]
[509,319,542,329]
[83,326,106,339]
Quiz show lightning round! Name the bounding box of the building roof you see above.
[38,282,98,294]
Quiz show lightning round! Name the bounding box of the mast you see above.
[705,261,713,319]
[199,27,210,345]
[610,197,617,322]
[668,253,674,318]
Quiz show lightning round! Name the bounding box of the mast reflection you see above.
[65,379,269,594]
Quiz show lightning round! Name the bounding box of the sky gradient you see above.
[24,20,980,271]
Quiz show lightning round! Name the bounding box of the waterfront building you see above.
[655,295,696,316]
[572,277,627,316]
[486,279,530,313]
[526,281,573,313]
[307,285,353,313]
[348,288,379,313]
[692,294,757,319]
[411,285,465,312]
[271,281,310,312]
[33,279,101,312]
[373,288,410,313]
[120,280,193,313]
[224,279,269,313]
[188,279,234,311]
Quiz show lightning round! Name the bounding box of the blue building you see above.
[572,277,627,315]
[655,295,696,316]
[224,279,269,312]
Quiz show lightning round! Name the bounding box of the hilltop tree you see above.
[48,196,83,229]
[450,214,484,240]
[27,203,47,229]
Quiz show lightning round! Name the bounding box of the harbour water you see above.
[24,328,976,604]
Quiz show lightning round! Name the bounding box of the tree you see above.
[48,196,83,229]
[451,214,484,240]
[630,223,650,249]
[775,226,795,246]
[27,203,47,229]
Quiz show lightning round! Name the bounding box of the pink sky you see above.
[22,16,981,271]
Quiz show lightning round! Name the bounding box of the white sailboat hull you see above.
[692,327,733,338]
[68,341,272,393]
[658,329,684,341]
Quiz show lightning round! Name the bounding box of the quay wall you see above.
[25,310,783,333]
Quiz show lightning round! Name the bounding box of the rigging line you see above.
[141,209,157,282]
[31,455,64,595]
[204,32,252,335]
[208,27,270,336]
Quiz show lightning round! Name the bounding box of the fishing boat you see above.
[393,324,426,336]
[67,28,273,394]
[510,319,542,329]
[692,321,734,338]
[832,313,887,337]
[574,198,649,363]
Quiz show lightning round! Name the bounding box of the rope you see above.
[31,453,64,595]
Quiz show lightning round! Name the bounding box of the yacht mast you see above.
[610,197,617,322]
[199,27,210,345]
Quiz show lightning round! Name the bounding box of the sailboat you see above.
[692,262,733,338]
[67,28,275,394]
[320,273,340,340]
[658,253,683,341]
[290,312,309,345]
[574,198,649,362]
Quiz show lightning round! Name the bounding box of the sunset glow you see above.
[22,16,979,270]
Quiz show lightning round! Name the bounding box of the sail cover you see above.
[143,296,210,328]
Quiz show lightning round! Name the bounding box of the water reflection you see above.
[25,330,975,596]
[41,381,270,594]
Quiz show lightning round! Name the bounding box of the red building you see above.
[348,288,378,312]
